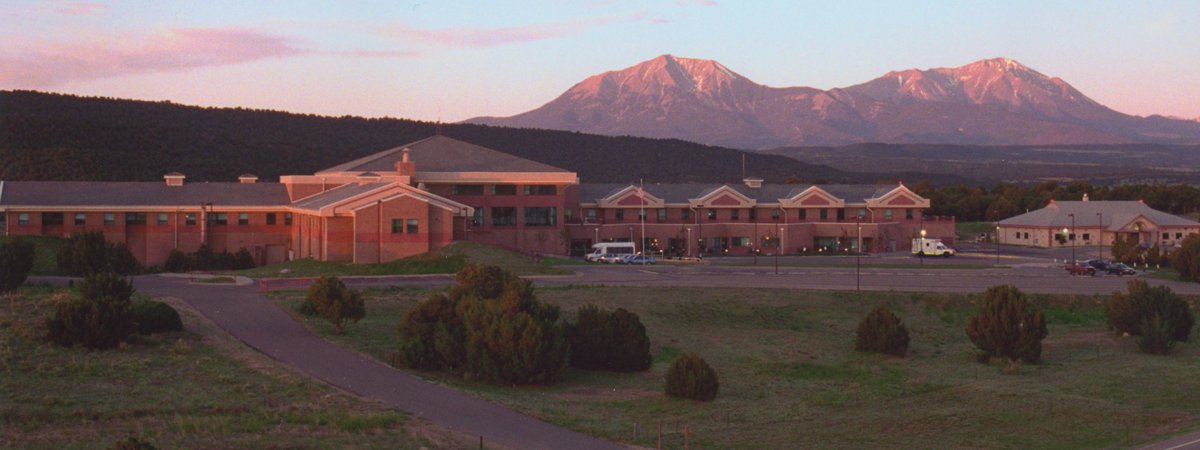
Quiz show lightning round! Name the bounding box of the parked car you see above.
[623,254,657,265]
[1083,259,1110,272]
[1064,263,1096,276]
[1105,262,1137,276]
[598,254,628,264]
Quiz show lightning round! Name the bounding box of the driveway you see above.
[131,275,628,450]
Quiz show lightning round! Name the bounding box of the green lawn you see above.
[275,286,1200,449]
[0,285,457,449]
[3,235,65,276]
[236,241,573,279]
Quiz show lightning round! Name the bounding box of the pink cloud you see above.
[56,2,107,15]
[676,0,719,6]
[337,49,423,59]
[389,14,640,48]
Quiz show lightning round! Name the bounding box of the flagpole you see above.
[640,179,647,265]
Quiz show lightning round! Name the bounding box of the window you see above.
[207,213,227,225]
[524,185,556,196]
[0,214,5,229]
[615,209,624,221]
[238,213,249,225]
[491,207,517,226]
[1069,233,1075,241]
[104,213,115,225]
[1024,232,1030,239]
[564,208,573,222]
[43,212,64,225]
[884,209,893,220]
[452,184,484,195]
[406,219,418,234]
[472,208,484,226]
[733,237,752,247]
[707,209,716,221]
[771,209,780,220]
[185,213,197,226]
[72,213,85,225]
[284,213,293,226]
[731,209,740,220]
[492,184,516,195]
[266,213,277,225]
[799,209,807,220]
[391,219,403,234]
[819,209,828,220]
[1177,232,1183,239]
[837,209,845,221]
[524,207,557,226]
[1083,233,1090,241]
[681,209,691,220]
[749,209,757,221]
[157,213,169,225]
[657,208,667,221]
[637,209,646,221]
[18,213,30,225]
[906,209,914,220]
[126,212,147,225]
[857,208,867,219]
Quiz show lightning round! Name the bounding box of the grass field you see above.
[0,285,465,449]
[236,241,573,279]
[3,235,65,276]
[275,285,1200,449]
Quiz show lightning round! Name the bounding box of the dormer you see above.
[164,172,185,187]
[743,177,763,189]
[238,174,258,184]
[357,172,381,185]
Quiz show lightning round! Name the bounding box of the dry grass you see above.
[276,285,1200,449]
[0,285,469,449]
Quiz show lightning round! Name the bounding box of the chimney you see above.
[743,177,763,189]
[164,172,185,187]
[394,147,416,177]
[238,174,258,184]
[1082,193,1089,202]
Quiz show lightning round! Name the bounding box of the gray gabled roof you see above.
[579,183,901,204]
[0,181,290,207]
[291,182,391,211]
[317,135,570,174]
[998,201,1200,229]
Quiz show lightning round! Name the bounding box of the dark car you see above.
[1105,262,1137,276]
[1083,259,1110,271]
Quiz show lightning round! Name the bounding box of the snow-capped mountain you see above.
[467,55,1200,148]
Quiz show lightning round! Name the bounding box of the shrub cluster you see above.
[57,231,139,276]
[966,285,1048,364]
[305,276,365,334]
[397,264,569,385]
[855,304,910,357]
[1106,279,1194,354]
[132,299,183,334]
[567,304,652,372]
[0,239,35,293]
[163,245,254,272]
[46,272,136,349]
[1170,234,1200,282]
[664,353,719,401]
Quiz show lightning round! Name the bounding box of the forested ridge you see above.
[1,90,914,185]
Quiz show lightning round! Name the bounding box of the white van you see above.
[585,242,637,263]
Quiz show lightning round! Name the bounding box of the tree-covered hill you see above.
[1,90,938,185]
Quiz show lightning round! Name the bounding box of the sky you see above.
[2,0,1198,122]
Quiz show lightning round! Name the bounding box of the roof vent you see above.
[744,177,764,189]
[357,172,381,185]
[239,174,258,184]
[164,172,185,187]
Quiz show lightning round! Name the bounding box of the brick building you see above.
[0,136,953,265]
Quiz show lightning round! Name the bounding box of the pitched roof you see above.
[0,181,290,207]
[579,183,898,204]
[999,201,1200,229]
[317,135,570,174]
[290,182,391,211]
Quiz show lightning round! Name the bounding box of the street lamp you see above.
[1097,212,1103,261]
[919,228,927,266]
[686,227,692,258]
[995,225,1001,265]
[1068,213,1076,264]
[594,226,599,245]
[856,217,862,295]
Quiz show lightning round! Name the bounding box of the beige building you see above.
[997,197,1200,249]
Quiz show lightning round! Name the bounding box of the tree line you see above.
[910,180,1200,221]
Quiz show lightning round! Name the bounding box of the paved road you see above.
[131,275,628,450]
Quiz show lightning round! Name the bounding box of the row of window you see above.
[390,218,420,234]
[14,212,294,226]
[451,184,557,196]
[467,207,558,227]
[584,208,916,222]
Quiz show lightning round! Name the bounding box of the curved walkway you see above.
[132,275,627,450]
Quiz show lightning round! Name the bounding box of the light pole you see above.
[856,217,862,295]
[1097,212,1103,261]
[995,225,1001,265]
[919,228,926,266]
[686,227,692,258]
[594,226,599,245]
[1071,213,1077,264]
